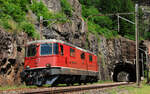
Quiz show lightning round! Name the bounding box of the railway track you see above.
[0,82,134,94]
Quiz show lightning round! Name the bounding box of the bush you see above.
[30,0,53,20]
[60,0,73,17]
[87,20,101,34]
[20,21,36,37]
[0,0,42,39]
[0,19,11,30]
[82,5,99,18]
[87,20,118,39]
[30,0,68,26]
[98,28,118,39]
[82,5,116,39]
[94,16,113,29]
[80,0,136,40]
[0,0,28,22]
[79,0,100,8]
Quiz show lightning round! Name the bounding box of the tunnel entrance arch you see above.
[113,63,136,82]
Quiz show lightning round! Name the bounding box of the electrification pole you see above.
[40,16,43,40]
[146,48,149,83]
[135,4,140,86]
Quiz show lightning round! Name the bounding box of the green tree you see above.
[98,0,135,38]
[79,0,135,39]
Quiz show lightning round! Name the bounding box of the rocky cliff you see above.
[0,29,29,86]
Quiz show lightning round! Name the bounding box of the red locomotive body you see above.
[21,39,98,86]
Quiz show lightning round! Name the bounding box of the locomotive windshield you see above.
[53,43,59,54]
[40,43,58,55]
[26,45,37,57]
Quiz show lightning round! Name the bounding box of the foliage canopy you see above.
[79,0,136,40]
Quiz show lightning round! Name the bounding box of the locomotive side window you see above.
[80,52,85,59]
[27,45,36,57]
[40,43,52,55]
[70,48,75,57]
[60,45,64,55]
[53,43,59,54]
[89,55,93,62]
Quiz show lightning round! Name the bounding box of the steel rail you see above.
[0,82,134,94]
[22,82,134,94]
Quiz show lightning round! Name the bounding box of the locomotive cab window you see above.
[70,48,75,57]
[80,52,85,59]
[40,43,52,55]
[53,43,59,54]
[89,55,93,62]
[26,45,37,57]
[40,43,59,55]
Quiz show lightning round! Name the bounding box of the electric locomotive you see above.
[20,39,99,86]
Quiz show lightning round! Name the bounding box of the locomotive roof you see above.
[27,39,96,55]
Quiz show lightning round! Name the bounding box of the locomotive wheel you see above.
[51,83,58,87]
[78,82,81,85]
[25,78,34,86]
[84,82,87,85]
[67,83,70,86]
[25,81,33,86]
[71,83,74,86]
[36,77,44,87]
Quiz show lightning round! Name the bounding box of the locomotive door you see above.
[59,44,67,67]
[25,44,38,68]
[80,52,87,70]
[69,47,77,69]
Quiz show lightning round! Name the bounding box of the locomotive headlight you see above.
[26,66,30,69]
[46,64,51,68]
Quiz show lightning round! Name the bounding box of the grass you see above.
[1,81,150,94]
[125,83,150,94]
[2,80,149,94]
[0,80,113,91]
[0,85,37,91]
[96,80,113,84]
[107,81,150,94]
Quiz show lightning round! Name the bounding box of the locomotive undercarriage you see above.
[20,67,98,86]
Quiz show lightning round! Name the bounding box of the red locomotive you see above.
[20,39,99,86]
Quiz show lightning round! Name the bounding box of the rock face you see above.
[86,33,136,80]
[41,0,87,49]
[98,36,136,80]
[0,29,28,86]
[42,0,62,12]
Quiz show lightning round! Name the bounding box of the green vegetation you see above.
[30,0,68,26]
[79,0,136,40]
[0,85,37,91]
[60,0,73,17]
[0,0,70,39]
[126,85,150,94]
[0,0,149,40]
[0,80,113,90]
[0,0,40,39]
[116,81,150,94]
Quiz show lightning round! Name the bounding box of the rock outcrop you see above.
[0,29,28,86]
[42,0,87,49]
